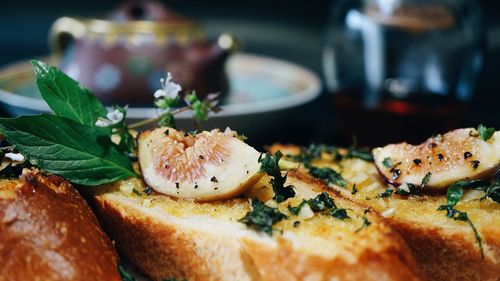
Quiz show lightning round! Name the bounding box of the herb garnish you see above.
[395,183,422,196]
[379,189,393,198]
[421,172,432,188]
[0,61,222,186]
[382,157,393,168]
[259,151,296,203]
[239,199,287,235]
[437,181,484,258]
[288,192,349,220]
[351,184,358,194]
[308,166,348,187]
[355,216,371,233]
[477,124,495,141]
[329,208,349,220]
[288,143,373,168]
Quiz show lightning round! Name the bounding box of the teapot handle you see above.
[49,17,87,56]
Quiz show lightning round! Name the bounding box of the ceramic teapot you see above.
[49,0,236,106]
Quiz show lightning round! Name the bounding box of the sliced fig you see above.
[373,128,499,191]
[138,127,263,201]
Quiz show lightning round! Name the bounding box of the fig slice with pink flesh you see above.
[373,128,499,191]
[138,127,263,201]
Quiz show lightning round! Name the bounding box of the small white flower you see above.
[154,72,182,99]
[4,152,24,162]
[95,109,124,127]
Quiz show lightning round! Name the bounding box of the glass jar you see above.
[323,0,485,146]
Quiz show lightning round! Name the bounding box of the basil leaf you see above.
[31,60,108,127]
[0,114,136,185]
[477,124,495,141]
[446,182,464,207]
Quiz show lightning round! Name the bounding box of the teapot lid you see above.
[107,0,187,23]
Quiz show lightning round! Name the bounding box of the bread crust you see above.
[242,237,422,281]
[269,143,500,281]
[92,172,425,281]
[0,170,120,281]
[389,218,500,281]
[93,195,261,281]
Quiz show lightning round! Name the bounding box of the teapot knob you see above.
[49,17,87,57]
[217,33,240,53]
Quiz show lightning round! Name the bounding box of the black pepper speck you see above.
[437,153,444,161]
[471,160,480,170]
[464,152,473,159]
[144,187,153,195]
[413,159,422,165]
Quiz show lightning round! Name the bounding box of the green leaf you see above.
[446,182,464,207]
[477,124,495,141]
[31,60,108,127]
[0,114,136,185]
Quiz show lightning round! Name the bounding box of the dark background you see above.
[0,0,498,146]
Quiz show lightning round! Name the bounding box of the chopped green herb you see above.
[379,189,393,198]
[329,208,349,220]
[239,199,287,235]
[309,166,347,187]
[475,174,500,203]
[382,157,393,168]
[477,124,495,141]
[437,179,488,258]
[437,205,483,258]
[288,201,307,215]
[288,192,348,220]
[259,151,296,202]
[307,192,336,211]
[395,183,422,196]
[288,192,335,215]
[351,184,358,195]
[346,148,374,162]
[446,182,465,207]
[132,188,141,196]
[355,216,371,233]
[421,172,432,188]
[288,143,373,168]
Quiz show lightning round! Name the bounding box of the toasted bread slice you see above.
[92,171,424,281]
[0,170,120,281]
[269,144,500,281]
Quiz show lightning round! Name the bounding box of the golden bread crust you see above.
[92,172,425,281]
[0,170,120,281]
[269,143,500,281]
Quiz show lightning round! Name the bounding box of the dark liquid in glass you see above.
[332,89,467,147]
